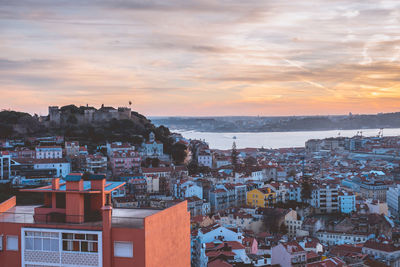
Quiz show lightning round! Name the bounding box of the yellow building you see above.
[247,188,276,208]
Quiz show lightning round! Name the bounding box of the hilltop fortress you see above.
[48,105,135,125]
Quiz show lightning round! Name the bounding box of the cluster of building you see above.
[2,127,400,266]
[187,135,400,266]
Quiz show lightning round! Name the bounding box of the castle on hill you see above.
[48,105,133,125]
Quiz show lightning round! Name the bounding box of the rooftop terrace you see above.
[0,205,161,228]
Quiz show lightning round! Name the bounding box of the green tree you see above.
[171,143,187,164]
[231,142,239,171]
[244,156,257,167]
[301,179,312,203]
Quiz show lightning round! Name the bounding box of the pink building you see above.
[271,241,307,267]
[110,150,141,176]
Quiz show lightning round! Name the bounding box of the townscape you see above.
[0,106,400,266]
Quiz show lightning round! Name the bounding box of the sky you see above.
[0,0,400,116]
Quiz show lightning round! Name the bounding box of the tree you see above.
[171,143,187,164]
[301,179,312,203]
[279,223,288,235]
[244,156,257,167]
[188,160,199,175]
[287,169,297,178]
[231,142,239,172]
[151,158,160,168]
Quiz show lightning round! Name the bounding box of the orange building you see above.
[0,173,190,267]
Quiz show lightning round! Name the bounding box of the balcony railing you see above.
[0,211,146,228]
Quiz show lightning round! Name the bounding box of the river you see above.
[175,128,400,150]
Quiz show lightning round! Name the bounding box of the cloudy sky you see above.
[0,0,400,116]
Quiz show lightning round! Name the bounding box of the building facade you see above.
[0,173,191,267]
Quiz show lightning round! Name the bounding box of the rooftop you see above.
[21,181,125,193]
[0,205,161,228]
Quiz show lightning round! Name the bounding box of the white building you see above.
[339,191,356,214]
[311,184,339,213]
[36,146,62,159]
[316,230,369,246]
[362,240,400,266]
[193,224,244,267]
[387,185,400,219]
[142,132,163,158]
[197,152,212,168]
[86,155,107,174]
[175,180,203,200]
[34,159,71,177]
[271,241,307,267]
[65,141,80,156]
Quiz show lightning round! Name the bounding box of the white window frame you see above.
[114,241,133,258]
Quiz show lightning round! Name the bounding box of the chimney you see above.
[90,174,106,191]
[52,178,60,190]
[65,173,84,191]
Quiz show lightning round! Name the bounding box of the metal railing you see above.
[0,211,145,228]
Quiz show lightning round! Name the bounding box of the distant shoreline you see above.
[171,127,397,134]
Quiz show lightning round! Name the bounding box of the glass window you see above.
[114,242,133,258]
[25,231,59,252]
[62,232,98,253]
[7,236,18,251]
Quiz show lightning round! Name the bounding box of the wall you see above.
[144,201,190,267]
[0,222,23,266]
[0,196,16,213]
[111,227,145,267]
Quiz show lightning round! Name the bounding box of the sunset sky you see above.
[0,0,400,116]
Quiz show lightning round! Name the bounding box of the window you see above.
[0,235,2,250]
[114,242,133,258]
[7,235,18,251]
[62,233,98,253]
[25,231,58,252]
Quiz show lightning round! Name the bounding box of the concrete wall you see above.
[0,196,16,213]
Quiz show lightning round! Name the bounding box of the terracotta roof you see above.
[207,259,232,267]
[363,240,400,252]
[281,241,305,253]
[307,257,345,267]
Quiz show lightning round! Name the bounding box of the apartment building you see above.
[65,141,80,156]
[311,184,339,213]
[360,180,391,202]
[387,184,400,219]
[86,154,108,174]
[110,150,141,175]
[246,188,276,208]
[35,146,63,159]
[0,173,190,267]
[271,241,307,267]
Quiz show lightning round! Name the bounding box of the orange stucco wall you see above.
[144,201,191,267]
[0,222,23,266]
[0,196,16,213]
[111,227,146,267]
[66,193,84,223]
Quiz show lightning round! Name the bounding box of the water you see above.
[175,128,400,150]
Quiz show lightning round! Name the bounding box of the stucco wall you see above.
[144,201,191,267]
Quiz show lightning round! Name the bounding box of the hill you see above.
[0,105,186,163]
